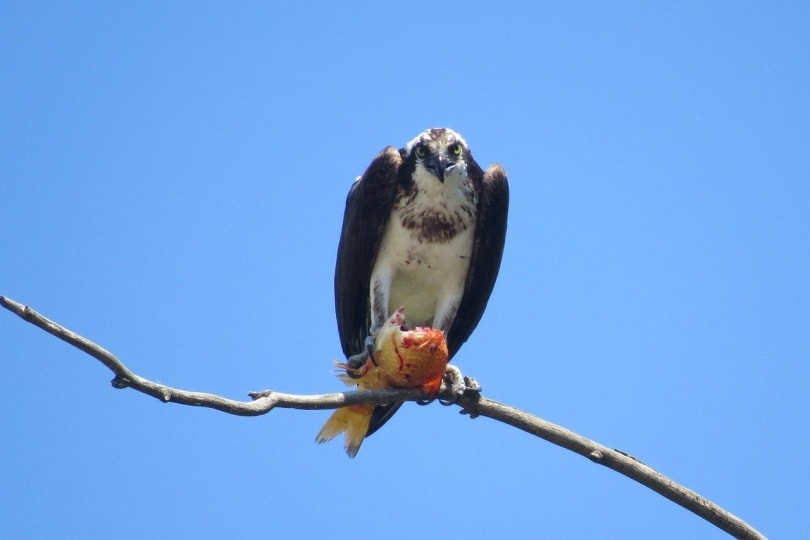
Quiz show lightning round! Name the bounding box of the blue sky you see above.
[1,2,808,538]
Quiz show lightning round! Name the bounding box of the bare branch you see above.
[1,296,765,540]
[454,393,765,539]
[0,295,428,415]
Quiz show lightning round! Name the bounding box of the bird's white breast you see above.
[372,170,476,327]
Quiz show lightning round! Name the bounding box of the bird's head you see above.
[402,128,470,184]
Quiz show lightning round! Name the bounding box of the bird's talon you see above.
[463,375,482,393]
[346,350,370,377]
[443,364,467,399]
[364,335,378,366]
[438,396,457,406]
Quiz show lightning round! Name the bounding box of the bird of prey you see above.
[334,127,509,436]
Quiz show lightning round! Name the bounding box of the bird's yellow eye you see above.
[415,145,426,159]
[451,143,462,157]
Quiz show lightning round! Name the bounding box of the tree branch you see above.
[1,295,765,539]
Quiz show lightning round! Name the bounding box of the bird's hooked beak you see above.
[425,153,453,182]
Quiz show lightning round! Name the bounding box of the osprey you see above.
[335,127,509,436]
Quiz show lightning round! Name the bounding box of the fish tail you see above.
[315,404,374,458]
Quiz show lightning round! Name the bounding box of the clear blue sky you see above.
[2,2,808,538]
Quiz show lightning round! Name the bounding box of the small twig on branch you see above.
[1,295,765,540]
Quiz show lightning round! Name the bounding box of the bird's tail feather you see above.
[366,402,404,437]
